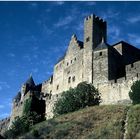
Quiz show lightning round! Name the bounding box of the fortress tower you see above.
[83,14,107,83]
[84,14,107,50]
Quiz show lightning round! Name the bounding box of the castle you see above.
[1,14,140,134]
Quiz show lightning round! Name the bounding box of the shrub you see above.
[32,129,39,138]
[4,112,43,138]
[129,80,140,105]
[23,97,32,114]
[53,82,101,115]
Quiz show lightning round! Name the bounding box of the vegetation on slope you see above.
[53,82,101,115]
[4,112,43,139]
[21,105,127,139]
[126,105,140,138]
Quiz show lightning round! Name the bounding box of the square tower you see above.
[83,14,107,83]
[84,14,107,50]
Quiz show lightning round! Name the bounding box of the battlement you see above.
[108,74,140,86]
[126,61,140,71]
[84,14,106,23]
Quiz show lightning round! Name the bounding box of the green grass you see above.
[126,104,140,139]
[20,105,128,139]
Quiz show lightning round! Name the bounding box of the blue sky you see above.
[0,1,140,119]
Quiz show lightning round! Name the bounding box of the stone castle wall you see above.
[9,91,31,127]
[41,15,140,120]
[44,76,138,119]
[98,77,138,105]
[42,35,85,95]
[0,117,10,136]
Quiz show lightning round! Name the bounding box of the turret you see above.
[93,38,110,85]
[20,75,36,100]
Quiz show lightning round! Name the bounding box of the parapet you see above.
[84,14,106,23]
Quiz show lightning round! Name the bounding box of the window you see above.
[86,37,90,42]
[67,62,69,66]
[137,73,138,78]
[68,77,71,83]
[74,57,76,61]
[131,63,134,68]
[71,60,73,64]
[49,94,52,99]
[99,52,102,56]
[50,90,52,94]
[56,85,59,90]
[72,76,75,82]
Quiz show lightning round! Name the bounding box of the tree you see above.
[129,80,140,105]
[53,82,101,115]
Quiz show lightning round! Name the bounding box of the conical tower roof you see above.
[94,37,109,51]
[25,74,35,87]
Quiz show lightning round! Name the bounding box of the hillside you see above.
[19,105,124,139]
[19,105,140,139]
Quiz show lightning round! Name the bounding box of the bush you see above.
[4,112,43,138]
[23,97,32,114]
[32,129,39,138]
[53,82,101,115]
[129,80,140,105]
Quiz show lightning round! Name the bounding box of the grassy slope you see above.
[126,105,140,139]
[21,105,128,139]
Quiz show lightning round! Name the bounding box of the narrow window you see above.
[74,57,76,61]
[137,73,138,78]
[71,60,72,64]
[67,62,69,66]
[99,52,102,56]
[72,76,75,82]
[68,77,71,83]
[131,63,134,68]
[56,85,59,90]
[49,91,52,99]
[86,37,90,42]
